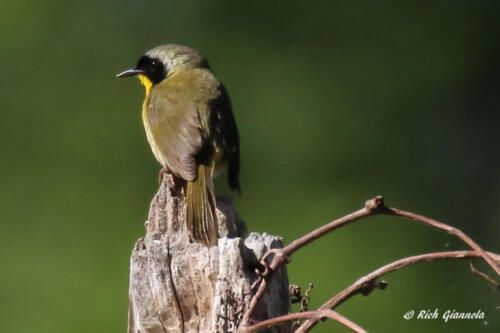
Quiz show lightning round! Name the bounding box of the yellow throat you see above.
[138,74,153,122]
[138,74,153,99]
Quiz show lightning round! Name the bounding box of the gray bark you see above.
[128,174,291,333]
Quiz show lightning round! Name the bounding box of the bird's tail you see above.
[186,164,218,246]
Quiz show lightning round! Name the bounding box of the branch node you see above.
[359,279,377,296]
[364,195,385,213]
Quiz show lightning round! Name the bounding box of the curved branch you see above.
[281,196,385,257]
[239,197,385,327]
[240,196,500,330]
[239,309,367,333]
[239,196,500,332]
[295,250,500,333]
[386,206,500,276]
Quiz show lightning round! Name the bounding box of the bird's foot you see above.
[158,167,182,194]
[158,167,171,184]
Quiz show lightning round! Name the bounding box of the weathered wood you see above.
[128,174,291,333]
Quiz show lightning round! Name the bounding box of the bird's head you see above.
[117,44,208,87]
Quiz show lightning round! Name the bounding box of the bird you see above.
[117,44,240,246]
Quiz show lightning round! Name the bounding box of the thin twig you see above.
[295,250,500,333]
[470,261,499,286]
[239,309,367,333]
[281,196,386,257]
[386,207,500,277]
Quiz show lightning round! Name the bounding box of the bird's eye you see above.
[137,56,166,84]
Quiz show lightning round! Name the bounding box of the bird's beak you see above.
[116,68,145,78]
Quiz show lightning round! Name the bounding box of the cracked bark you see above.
[128,174,291,333]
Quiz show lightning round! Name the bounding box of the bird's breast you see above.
[140,76,168,167]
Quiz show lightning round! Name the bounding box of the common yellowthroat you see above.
[117,44,240,246]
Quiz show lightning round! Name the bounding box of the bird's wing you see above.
[208,84,240,192]
[147,75,209,181]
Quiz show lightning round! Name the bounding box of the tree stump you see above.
[128,174,291,333]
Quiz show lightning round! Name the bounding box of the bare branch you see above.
[239,196,500,332]
[239,197,385,327]
[239,309,367,333]
[385,206,500,277]
[295,250,500,333]
[281,196,386,257]
[470,261,499,286]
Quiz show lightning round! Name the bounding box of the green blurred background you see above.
[1,0,499,332]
